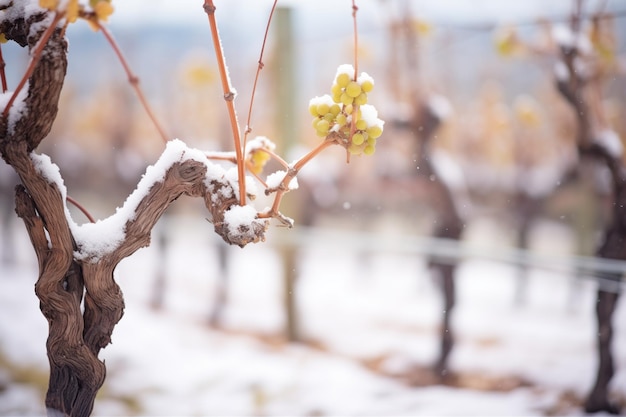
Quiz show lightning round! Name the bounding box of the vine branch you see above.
[96,21,170,144]
[2,13,62,118]
[0,43,7,93]
[203,0,247,207]
[243,0,278,149]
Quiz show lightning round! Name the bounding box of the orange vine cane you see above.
[243,0,279,156]
[2,13,62,118]
[0,44,8,93]
[203,0,247,206]
[95,21,170,144]
[348,0,360,161]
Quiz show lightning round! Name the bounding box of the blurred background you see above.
[1,0,626,415]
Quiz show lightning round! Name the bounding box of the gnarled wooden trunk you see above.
[1,6,267,416]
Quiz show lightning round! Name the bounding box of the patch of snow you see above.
[360,104,384,130]
[552,25,576,49]
[30,152,67,201]
[308,94,335,109]
[266,170,298,191]
[1,215,625,415]
[335,64,354,79]
[427,94,453,121]
[431,150,464,190]
[554,61,569,82]
[223,166,259,202]
[357,71,374,87]
[552,24,592,54]
[70,139,199,260]
[0,83,29,134]
[224,204,258,238]
[245,136,276,153]
[520,164,563,198]
[63,139,260,261]
[595,129,623,159]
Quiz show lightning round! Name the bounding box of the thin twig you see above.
[243,0,279,153]
[245,161,269,188]
[95,21,170,144]
[203,0,246,206]
[0,45,7,93]
[348,0,361,162]
[2,13,62,118]
[260,147,290,169]
[352,0,359,78]
[205,151,237,164]
[66,195,96,223]
[260,138,336,219]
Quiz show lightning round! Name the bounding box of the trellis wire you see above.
[272,226,625,294]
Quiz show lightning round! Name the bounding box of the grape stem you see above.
[203,0,247,207]
[348,0,360,163]
[352,0,359,79]
[259,135,337,222]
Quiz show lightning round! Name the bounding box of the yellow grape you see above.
[332,93,342,104]
[355,92,368,106]
[355,119,367,130]
[345,81,362,98]
[309,103,319,117]
[336,113,347,126]
[317,103,330,116]
[336,73,351,88]
[344,104,354,115]
[323,113,335,122]
[352,132,365,145]
[361,79,374,93]
[367,125,383,139]
[329,104,341,116]
[340,93,354,106]
[364,144,376,155]
[331,83,342,96]
[348,144,362,155]
[316,119,330,133]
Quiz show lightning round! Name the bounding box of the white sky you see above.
[111,0,616,26]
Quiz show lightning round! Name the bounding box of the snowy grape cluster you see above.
[309,64,384,156]
[245,136,274,175]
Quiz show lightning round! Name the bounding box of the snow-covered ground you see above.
[0,212,625,416]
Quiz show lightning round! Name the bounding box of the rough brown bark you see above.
[1,6,267,417]
[400,100,463,379]
[554,27,623,415]
[583,145,625,414]
[418,106,463,378]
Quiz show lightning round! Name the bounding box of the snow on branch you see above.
[30,139,269,262]
[594,129,623,160]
